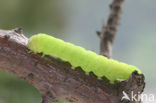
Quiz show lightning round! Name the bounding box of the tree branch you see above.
[0,28,145,103]
[97,0,125,58]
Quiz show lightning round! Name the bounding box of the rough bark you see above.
[0,28,145,103]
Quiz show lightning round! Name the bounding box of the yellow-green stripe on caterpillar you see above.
[27,33,141,83]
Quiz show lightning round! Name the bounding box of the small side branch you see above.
[97,0,125,58]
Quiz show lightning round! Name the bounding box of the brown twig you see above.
[97,0,125,58]
[0,29,145,103]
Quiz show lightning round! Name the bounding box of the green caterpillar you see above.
[27,33,141,83]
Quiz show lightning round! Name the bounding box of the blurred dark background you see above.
[0,0,155,103]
